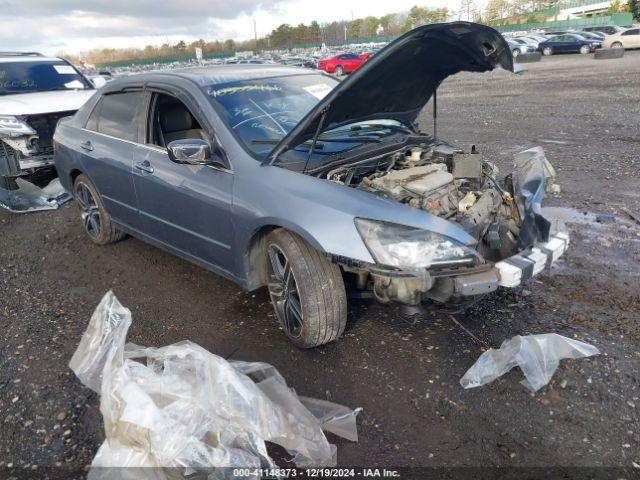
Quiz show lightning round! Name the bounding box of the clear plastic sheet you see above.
[0,177,71,213]
[460,333,600,392]
[69,291,360,478]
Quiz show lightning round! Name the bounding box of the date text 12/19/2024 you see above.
[232,468,401,478]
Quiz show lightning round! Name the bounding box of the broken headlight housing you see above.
[0,115,36,136]
[355,218,479,270]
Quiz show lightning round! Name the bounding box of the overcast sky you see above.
[2,0,462,55]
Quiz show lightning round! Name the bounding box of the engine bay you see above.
[325,142,527,262]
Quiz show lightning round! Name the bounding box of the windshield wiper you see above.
[251,136,381,146]
[319,123,412,139]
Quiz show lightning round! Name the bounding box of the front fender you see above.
[233,164,475,269]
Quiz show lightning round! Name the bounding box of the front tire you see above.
[73,174,125,245]
[579,45,590,55]
[265,229,347,348]
[543,47,553,56]
[611,42,623,49]
[512,48,520,58]
[334,65,344,76]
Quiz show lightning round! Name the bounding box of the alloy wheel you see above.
[76,182,101,238]
[267,244,303,338]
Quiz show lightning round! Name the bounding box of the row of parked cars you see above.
[504,24,640,57]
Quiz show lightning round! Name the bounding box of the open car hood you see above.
[267,22,514,163]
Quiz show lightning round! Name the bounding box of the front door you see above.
[132,92,235,275]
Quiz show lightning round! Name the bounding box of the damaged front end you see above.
[333,144,568,308]
[0,112,73,211]
[263,22,569,308]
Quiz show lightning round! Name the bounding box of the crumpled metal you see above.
[0,177,70,213]
[511,147,555,247]
[460,333,600,392]
[69,291,361,479]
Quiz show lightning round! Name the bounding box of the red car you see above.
[316,53,365,75]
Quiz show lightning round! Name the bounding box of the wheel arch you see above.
[242,222,327,291]
[70,168,84,188]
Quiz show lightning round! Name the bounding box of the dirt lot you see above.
[1,51,639,475]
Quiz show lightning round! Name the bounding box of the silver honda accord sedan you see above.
[54,22,569,348]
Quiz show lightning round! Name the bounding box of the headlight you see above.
[0,115,36,136]
[354,218,479,270]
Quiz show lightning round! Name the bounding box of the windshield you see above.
[206,74,339,157]
[0,60,93,95]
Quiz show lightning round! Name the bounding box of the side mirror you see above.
[90,76,107,88]
[167,139,213,166]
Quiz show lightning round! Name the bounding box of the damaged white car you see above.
[0,52,95,211]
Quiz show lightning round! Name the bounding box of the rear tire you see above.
[543,47,553,56]
[265,229,347,348]
[73,174,125,245]
[334,65,344,76]
[512,49,520,58]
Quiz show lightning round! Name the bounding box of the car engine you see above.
[326,144,522,260]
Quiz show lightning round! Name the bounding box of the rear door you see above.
[622,28,640,48]
[80,90,145,230]
[131,90,235,274]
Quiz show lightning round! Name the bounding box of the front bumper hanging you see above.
[494,231,570,287]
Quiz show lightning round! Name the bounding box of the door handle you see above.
[80,141,94,152]
[134,160,154,174]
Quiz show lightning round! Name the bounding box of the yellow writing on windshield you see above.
[210,84,281,97]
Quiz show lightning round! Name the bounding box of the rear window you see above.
[86,92,143,142]
[0,60,93,95]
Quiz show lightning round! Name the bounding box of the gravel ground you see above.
[1,51,639,475]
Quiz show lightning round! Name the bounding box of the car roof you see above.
[105,64,321,91]
[0,55,64,62]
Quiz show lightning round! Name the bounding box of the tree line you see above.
[66,5,449,65]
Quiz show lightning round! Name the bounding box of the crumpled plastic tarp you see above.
[460,333,600,392]
[69,291,361,478]
[0,177,70,213]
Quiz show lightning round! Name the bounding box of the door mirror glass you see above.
[167,139,212,165]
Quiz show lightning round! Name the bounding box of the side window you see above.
[85,98,101,131]
[147,93,208,149]
[96,92,143,142]
[622,29,639,36]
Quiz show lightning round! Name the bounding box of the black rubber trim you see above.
[504,255,535,281]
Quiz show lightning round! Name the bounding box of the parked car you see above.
[514,36,541,48]
[505,38,536,57]
[603,27,640,49]
[538,34,601,55]
[582,25,625,35]
[54,22,568,348]
[0,52,95,191]
[316,53,365,75]
[574,31,606,41]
